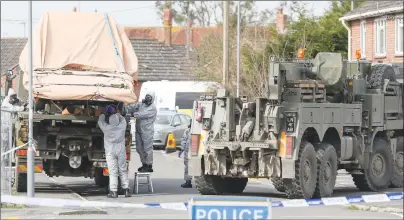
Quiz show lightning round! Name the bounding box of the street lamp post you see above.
[236,1,241,98]
[27,0,35,198]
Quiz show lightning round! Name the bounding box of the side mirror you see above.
[173,122,181,127]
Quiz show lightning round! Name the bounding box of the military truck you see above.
[188,52,403,199]
[9,11,138,192]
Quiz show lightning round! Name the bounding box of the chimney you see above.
[73,7,77,12]
[276,8,287,34]
[163,8,172,46]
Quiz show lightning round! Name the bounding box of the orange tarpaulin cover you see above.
[19,11,139,104]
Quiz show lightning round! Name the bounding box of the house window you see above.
[396,15,403,55]
[374,17,386,57]
[360,20,366,58]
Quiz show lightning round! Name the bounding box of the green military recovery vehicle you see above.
[188,52,403,199]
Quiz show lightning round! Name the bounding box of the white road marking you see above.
[48,177,106,213]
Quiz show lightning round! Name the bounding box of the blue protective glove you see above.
[178,150,183,158]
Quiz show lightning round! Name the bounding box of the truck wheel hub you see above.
[371,154,385,178]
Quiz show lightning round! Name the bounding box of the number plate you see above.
[285,112,297,133]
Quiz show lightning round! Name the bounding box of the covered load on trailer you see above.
[18,11,139,104]
[10,11,137,193]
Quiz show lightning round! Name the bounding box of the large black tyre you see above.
[352,138,393,191]
[195,175,248,195]
[367,64,397,89]
[285,141,317,199]
[94,175,109,187]
[94,169,109,187]
[390,136,403,188]
[314,143,338,198]
[195,175,226,195]
[16,173,27,192]
[223,177,248,194]
[271,177,286,192]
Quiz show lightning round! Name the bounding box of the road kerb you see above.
[345,204,404,214]
[56,210,108,215]
[48,177,108,214]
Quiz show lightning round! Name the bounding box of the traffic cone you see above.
[165,133,176,153]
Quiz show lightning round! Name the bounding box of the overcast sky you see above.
[1,1,330,37]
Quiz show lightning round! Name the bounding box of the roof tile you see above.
[0,37,193,81]
[343,1,404,18]
[1,37,27,74]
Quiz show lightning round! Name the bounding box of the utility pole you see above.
[186,3,191,58]
[351,1,354,11]
[27,0,35,197]
[222,0,229,88]
[236,1,241,98]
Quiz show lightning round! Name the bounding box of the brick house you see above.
[339,1,403,62]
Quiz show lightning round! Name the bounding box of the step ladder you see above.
[133,172,153,194]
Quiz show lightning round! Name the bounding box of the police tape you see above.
[0,139,37,157]
[1,192,402,210]
[1,142,29,157]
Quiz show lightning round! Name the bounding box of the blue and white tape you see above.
[270,192,403,208]
[1,192,402,211]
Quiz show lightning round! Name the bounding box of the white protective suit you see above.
[1,89,25,194]
[180,128,192,181]
[125,92,157,166]
[97,114,129,192]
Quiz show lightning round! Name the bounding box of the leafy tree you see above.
[155,0,272,27]
[184,1,368,97]
[316,1,367,58]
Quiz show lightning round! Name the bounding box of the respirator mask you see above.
[142,94,153,106]
[8,94,20,105]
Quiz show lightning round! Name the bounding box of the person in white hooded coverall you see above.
[98,113,131,198]
[1,89,26,181]
[125,92,157,173]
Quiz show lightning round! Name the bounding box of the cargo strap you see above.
[104,12,125,72]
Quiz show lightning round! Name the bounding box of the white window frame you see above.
[395,14,403,56]
[374,17,387,57]
[360,20,366,58]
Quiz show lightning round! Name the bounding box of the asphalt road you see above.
[1,149,403,219]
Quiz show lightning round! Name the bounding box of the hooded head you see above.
[7,88,19,104]
[8,88,16,96]
[108,114,120,126]
[142,91,155,106]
